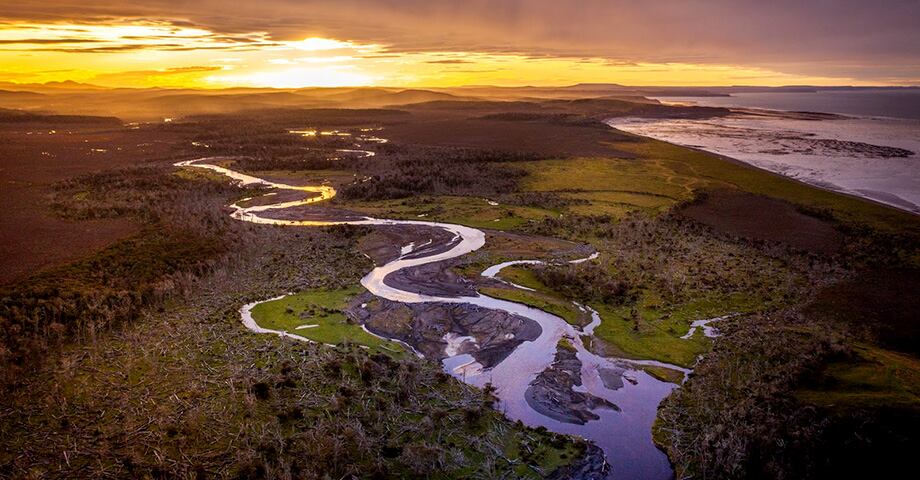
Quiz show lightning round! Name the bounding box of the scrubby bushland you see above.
[340,146,536,201]
[480,112,580,122]
[2,120,543,388]
[0,230,225,385]
[499,191,590,210]
[1,122,588,475]
[656,311,845,479]
[0,165,247,388]
[524,213,620,239]
[190,129,353,161]
[524,212,837,308]
[230,346,584,479]
[183,108,408,127]
[231,153,339,172]
[478,112,614,128]
[0,107,121,125]
[804,268,920,356]
[49,165,237,222]
[160,111,396,169]
[656,310,919,480]
[0,212,583,479]
[534,263,635,305]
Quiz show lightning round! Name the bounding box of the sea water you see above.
[608,90,920,213]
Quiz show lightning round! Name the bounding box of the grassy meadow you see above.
[250,287,406,356]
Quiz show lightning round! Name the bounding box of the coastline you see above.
[605,121,920,218]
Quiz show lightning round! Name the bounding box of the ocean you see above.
[607,89,920,213]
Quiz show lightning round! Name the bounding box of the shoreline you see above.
[605,120,920,217]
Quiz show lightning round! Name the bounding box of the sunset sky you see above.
[2,1,919,89]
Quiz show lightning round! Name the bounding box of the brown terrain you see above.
[384,112,636,158]
[0,101,877,380]
[0,123,184,284]
[678,189,845,254]
[806,268,920,355]
[0,87,709,286]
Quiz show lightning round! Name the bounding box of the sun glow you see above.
[0,20,871,88]
[210,66,375,88]
[0,22,249,51]
[290,37,371,52]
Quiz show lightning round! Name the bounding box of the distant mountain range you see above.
[0,81,916,122]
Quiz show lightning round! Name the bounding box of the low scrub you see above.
[533,263,635,305]
[656,310,919,479]
[2,165,245,388]
[340,147,534,201]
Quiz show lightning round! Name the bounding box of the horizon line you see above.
[3,80,920,91]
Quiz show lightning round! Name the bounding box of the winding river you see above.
[176,149,688,479]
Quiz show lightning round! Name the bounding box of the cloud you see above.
[0,1,918,83]
[21,44,176,53]
[0,20,282,54]
[426,59,474,64]
[160,66,224,74]
[0,38,101,44]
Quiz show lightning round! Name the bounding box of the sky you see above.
[1,0,919,89]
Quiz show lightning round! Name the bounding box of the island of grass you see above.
[250,286,405,356]
[480,265,588,326]
[481,285,586,326]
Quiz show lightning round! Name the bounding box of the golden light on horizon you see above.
[0,20,874,89]
[290,37,370,52]
[210,66,375,88]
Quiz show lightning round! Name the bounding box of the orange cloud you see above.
[1,2,918,88]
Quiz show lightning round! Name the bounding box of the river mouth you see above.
[176,149,694,479]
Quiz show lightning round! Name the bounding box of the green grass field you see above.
[797,344,920,410]
[347,195,555,230]
[480,286,585,326]
[516,154,701,220]
[640,364,687,384]
[488,258,763,368]
[487,265,591,325]
[522,157,689,194]
[250,286,405,356]
[591,298,737,368]
[259,134,920,412]
[497,265,547,290]
[254,134,920,239]
[253,168,356,185]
